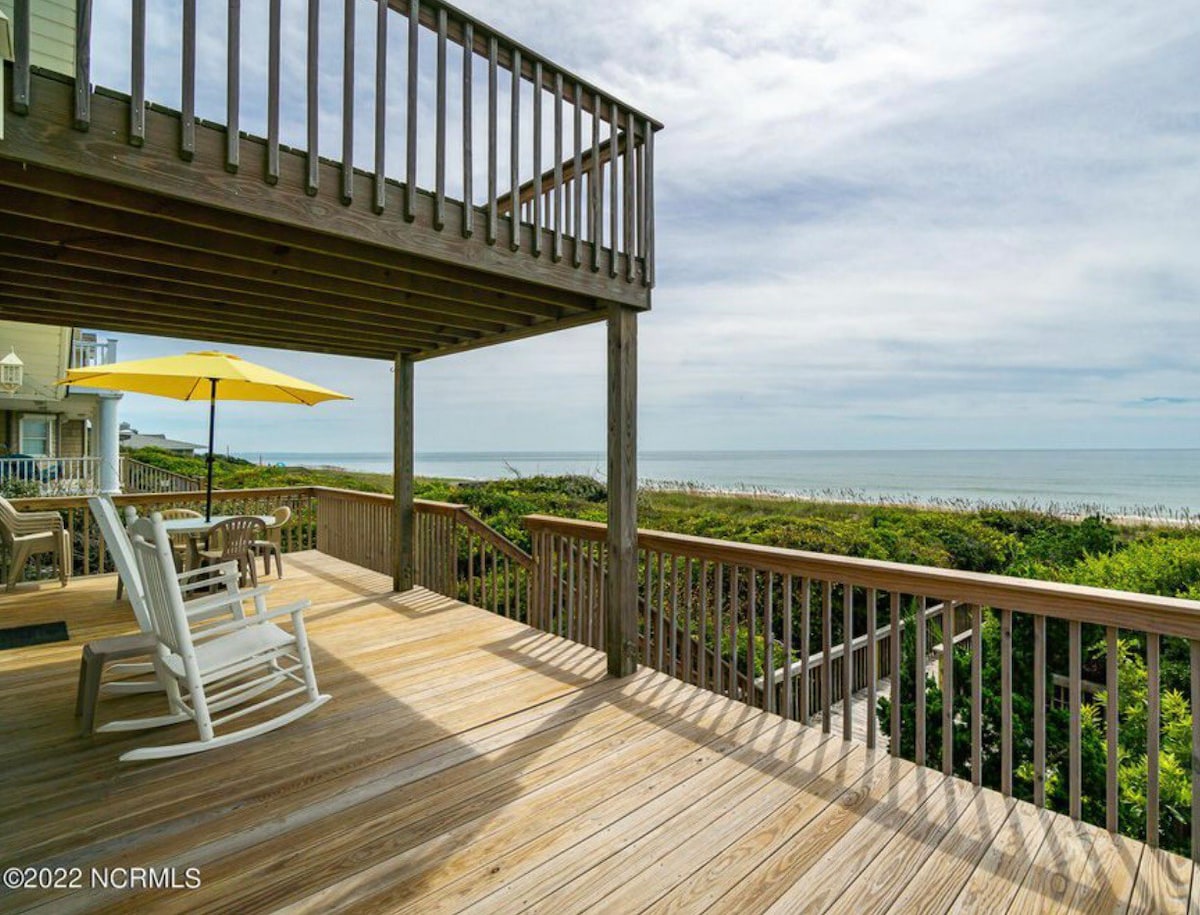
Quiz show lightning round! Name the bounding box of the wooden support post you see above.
[393,353,414,592]
[606,303,637,677]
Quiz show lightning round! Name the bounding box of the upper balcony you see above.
[0,1,659,361]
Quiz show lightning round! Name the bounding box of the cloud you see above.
[84,0,1200,452]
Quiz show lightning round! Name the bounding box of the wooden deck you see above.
[0,552,1195,914]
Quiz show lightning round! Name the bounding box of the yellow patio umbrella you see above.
[60,351,351,520]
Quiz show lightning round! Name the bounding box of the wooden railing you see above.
[11,0,658,287]
[312,487,532,619]
[5,487,316,580]
[120,458,202,494]
[522,513,1200,858]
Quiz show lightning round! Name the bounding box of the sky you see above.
[84,0,1200,455]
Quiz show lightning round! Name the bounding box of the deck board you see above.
[0,551,1190,914]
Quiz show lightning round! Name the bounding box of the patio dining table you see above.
[158,514,274,571]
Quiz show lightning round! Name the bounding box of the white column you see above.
[97,393,122,494]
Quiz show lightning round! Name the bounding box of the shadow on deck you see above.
[0,552,1192,913]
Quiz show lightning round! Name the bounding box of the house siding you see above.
[0,0,75,76]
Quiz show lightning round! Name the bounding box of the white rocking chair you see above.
[84,497,270,701]
[98,513,330,762]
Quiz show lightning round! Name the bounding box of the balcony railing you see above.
[70,335,118,369]
[8,0,658,287]
[0,455,200,496]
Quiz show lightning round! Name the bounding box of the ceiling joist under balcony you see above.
[0,62,654,361]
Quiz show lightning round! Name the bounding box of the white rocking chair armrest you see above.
[184,599,313,640]
[182,586,269,621]
[176,561,241,581]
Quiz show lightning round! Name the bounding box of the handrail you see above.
[120,457,203,493]
[523,514,1200,639]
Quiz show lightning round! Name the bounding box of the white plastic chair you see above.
[77,498,272,732]
[97,513,329,761]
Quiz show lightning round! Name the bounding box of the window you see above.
[20,416,53,457]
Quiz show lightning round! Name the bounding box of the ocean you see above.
[239,449,1200,517]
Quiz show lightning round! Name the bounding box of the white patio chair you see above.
[97,513,329,761]
[76,498,273,733]
[0,495,71,591]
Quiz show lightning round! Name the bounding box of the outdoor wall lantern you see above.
[1,349,25,395]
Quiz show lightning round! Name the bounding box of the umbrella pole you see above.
[205,378,217,522]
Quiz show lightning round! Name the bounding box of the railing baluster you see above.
[1147,631,1160,846]
[867,587,877,748]
[566,534,575,639]
[129,0,146,145]
[306,0,320,195]
[800,579,812,726]
[747,569,757,708]
[590,96,602,271]
[404,0,419,220]
[943,599,954,776]
[573,83,584,266]
[434,7,447,229]
[714,563,724,696]
[74,0,93,131]
[642,119,654,286]
[266,0,281,184]
[671,555,680,679]
[1001,608,1013,795]
[531,61,543,257]
[371,0,387,210]
[821,579,832,733]
[624,108,635,281]
[11,0,30,115]
[1069,619,1081,820]
[181,0,196,161]
[552,72,564,263]
[509,48,522,250]
[461,22,474,237]
[656,551,666,670]
[889,592,901,753]
[225,0,241,173]
[487,36,498,245]
[699,561,709,690]
[1033,613,1046,807]
[971,604,982,786]
[339,0,354,201]
[609,100,619,278]
[842,582,853,740]
[684,558,695,684]
[1107,625,1120,833]
[764,572,775,714]
[1191,640,1199,860]
[730,566,740,701]
[915,596,927,767]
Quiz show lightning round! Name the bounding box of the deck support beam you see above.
[393,353,415,592]
[606,303,638,677]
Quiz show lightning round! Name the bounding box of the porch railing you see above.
[522,512,1200,859]
[0,456,202,496]
[5,487,316,579]
[10,0,658,287]
[120,458,203,494]
[0,456,102,496]
[313,487,532,617]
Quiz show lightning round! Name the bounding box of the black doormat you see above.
[0,621,70,650]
